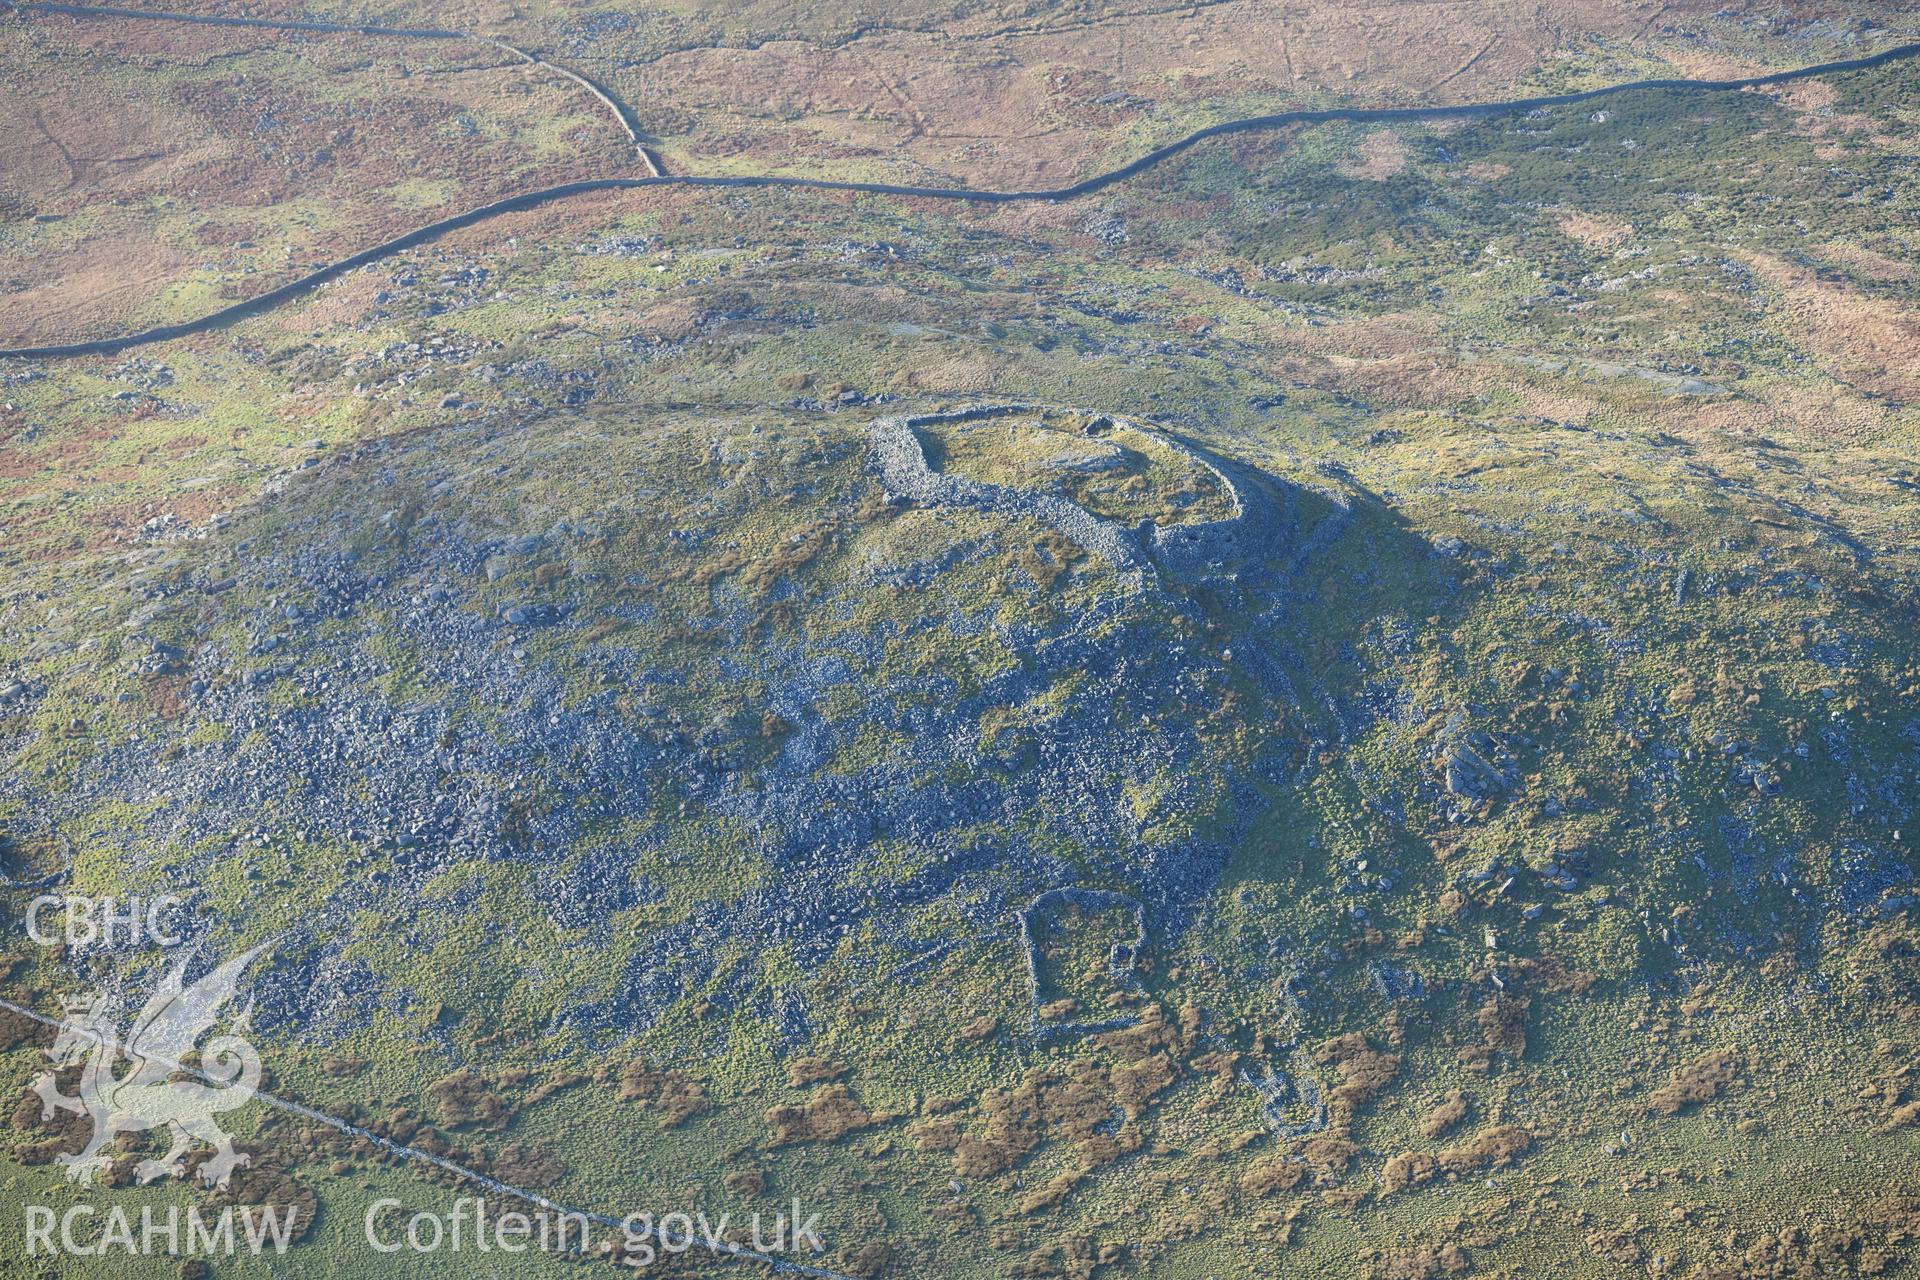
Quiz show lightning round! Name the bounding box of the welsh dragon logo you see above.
[32,944,269,1188]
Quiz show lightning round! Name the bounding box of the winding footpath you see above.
[2,3,1918,360]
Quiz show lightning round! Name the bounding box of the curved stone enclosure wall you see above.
[1137,439,1260,576]
[866,405,1280,582]
[868,407,1148,573]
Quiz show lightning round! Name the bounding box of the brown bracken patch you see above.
[619,1059,712,1127]
[1419,1090,1470,1140]
[1313,1032,1400,1112]
[1645,1048,1741,1116]
[765,1083,877,1146]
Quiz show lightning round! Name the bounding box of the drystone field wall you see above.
[8,25,1919,359]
